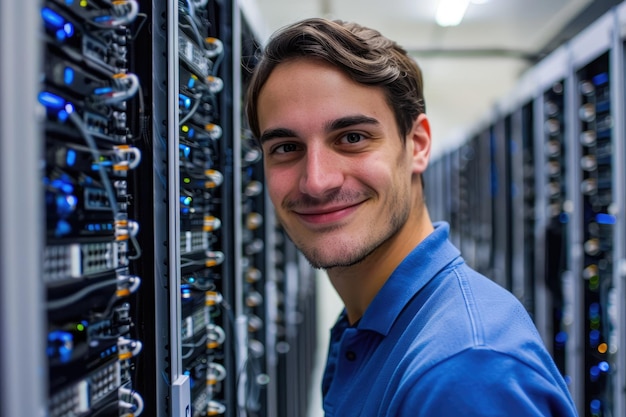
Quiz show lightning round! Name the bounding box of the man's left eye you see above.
[343,133,363,143]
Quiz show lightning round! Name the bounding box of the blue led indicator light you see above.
[596,213,616,225]
[590,399,602,414]
[66,149,77,166]
[179,94,191,109]
[180,144,191,158]
[187,78,195,88]
[55,220,71,236]
[63,67,75,85]
[57,194,77,215]
[93,15,111,23]
[555,331,567,345]
[38,92,65,109]
[94,87,113,95]
[592,72,609,86]
[63,22,74,37]
[42,7,64,28]
[58,109,69,122]
[598,361,610,372]
[55,29,67,41]
[59,181,73,195]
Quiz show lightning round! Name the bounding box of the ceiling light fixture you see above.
[435,0,471,27]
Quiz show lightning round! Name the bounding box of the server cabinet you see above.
[38,1,148,416]
[0,1,46,417]
[540,78,574,388]
[509,102,536,316]
[568,12,617,415]
[0,1,319,417]
[427,4,626,416]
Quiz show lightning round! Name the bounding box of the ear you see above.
[408,114,431,174]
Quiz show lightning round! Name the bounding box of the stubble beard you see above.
[279,192,411,270]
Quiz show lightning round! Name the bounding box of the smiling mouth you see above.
[293,202,363,225]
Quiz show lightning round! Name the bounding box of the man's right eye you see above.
[274,143,299,154]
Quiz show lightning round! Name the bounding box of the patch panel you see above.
[43,240,129,284]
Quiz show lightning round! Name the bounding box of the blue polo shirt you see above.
[322,222,577,416]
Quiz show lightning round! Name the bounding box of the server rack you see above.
[510,101,536,317]
[426,4,626,416]
[0,1,45,417]
[1,1,319,417]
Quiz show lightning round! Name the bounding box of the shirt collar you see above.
[354,221,460,335]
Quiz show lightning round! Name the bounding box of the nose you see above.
[299,144,343,199]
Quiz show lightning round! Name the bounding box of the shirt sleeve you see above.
[392,347,578,417]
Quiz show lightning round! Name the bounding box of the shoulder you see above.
[389,260,570,384]
[379,262,577,416]
[391,348,577,417]
[401,260,542,355]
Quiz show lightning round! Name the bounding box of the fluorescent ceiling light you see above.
[435,0,471,27]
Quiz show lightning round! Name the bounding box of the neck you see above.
[328,207,434,325]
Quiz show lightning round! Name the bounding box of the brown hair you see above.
[244,18,426,143]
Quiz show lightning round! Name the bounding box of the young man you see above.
[245,18,577,417]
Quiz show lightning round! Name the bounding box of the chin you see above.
[299,244,371,270]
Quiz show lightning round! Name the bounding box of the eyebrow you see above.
[326,115,380,131]
[259,114,380,145]
[259,127,298,145]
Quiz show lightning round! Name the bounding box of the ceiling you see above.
[241,0,607,157]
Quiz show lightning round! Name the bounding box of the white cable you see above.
[89,0,140,28]
[204,37,224,59]
[126,275,141,294]
[111,0,140,26]
[99,73,141,104]
[119,387,144,416]
[118,337,143,357]
[113,146,142,170]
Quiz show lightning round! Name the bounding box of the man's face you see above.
[257,58,419,269]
